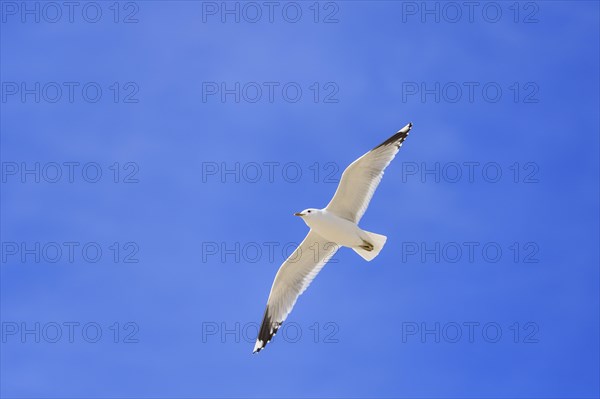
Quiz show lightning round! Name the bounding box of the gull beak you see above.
[294,212,304,217]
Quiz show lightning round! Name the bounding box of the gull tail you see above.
[353,231,387,262]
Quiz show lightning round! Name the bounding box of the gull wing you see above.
[325,123,413,223]
[253,230,338,353]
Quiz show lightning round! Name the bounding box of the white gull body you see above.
[301,209,365,246]
[295,208,379,250]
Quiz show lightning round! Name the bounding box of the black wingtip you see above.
[253,307,282,354]
[373,122,413,150]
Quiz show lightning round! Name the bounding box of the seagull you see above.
[253,122,414,353]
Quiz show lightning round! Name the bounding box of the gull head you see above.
[294,208,319,218]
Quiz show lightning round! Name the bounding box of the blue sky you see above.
[1,1,599,398]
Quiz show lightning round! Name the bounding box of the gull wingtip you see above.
[253,340,264,354]
[400,122,413,133]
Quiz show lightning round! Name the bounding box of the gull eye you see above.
[308,210,311,213]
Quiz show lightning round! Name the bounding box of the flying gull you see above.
[253,122,414,353]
